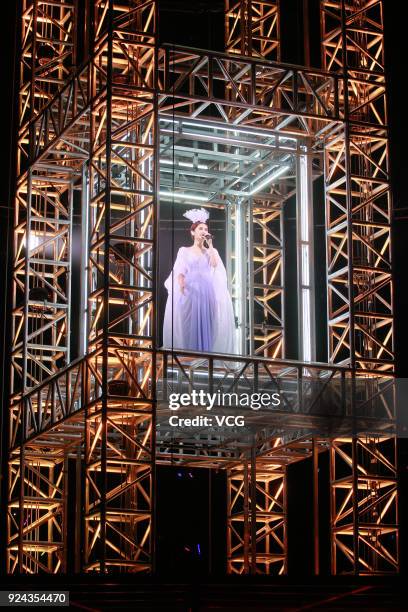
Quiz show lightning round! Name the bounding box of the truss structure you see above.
[330,435,398,574]
[9,0,156,574]
[11,174,72,397]
[321,0,397,574]
[18,0,77,173]
[322,0,392,372]
[249,202,285,357]
[225,0,280,60]
[6,0,398,576]
[227,459,286,575]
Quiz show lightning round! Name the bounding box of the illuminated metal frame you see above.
[6,0,398,576]
[8,0,157,574]
[18,0,77,174]
[321,0,397,575]
[12,0,78,401]
[225,0,280,61]
[322,0,393,372]
[227,458,286,575]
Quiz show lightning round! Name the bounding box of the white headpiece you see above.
[183,208,209,224]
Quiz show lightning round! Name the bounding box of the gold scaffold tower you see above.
[5,0,398,575]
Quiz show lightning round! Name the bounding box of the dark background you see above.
[0,0,407,577]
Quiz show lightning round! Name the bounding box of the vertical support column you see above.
[227,458,286,575]
[11,176,72,396]
[84,0,157,572]
[321,0,393,372]
[330,437,398,574]
[12,0,79,397]
[18,0,78,173]
[8,1,79,575]
[252,202,285,358]
[7,442,67,574]
[323,122,351,366]
[225,0,280,61]
[229,197,285,358]
[312,438,319,575]
[321,0,397,575]
[225,0,283,569]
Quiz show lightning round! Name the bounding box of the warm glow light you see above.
[23,233,50,251]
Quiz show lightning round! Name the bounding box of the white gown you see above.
[163,246,236,354]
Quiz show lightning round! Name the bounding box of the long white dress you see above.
[163,246,236,354]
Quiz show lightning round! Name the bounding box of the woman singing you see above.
[163,208,236,354]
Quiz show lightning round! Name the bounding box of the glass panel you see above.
[157,113,323,360]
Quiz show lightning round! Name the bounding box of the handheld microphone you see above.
[204,234,214,240]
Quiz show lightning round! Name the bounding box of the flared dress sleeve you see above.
[163,247,188,349]
[211,249,236,354]
[164,247,187,294]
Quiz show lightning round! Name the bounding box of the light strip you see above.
[300,155,309,242]
[180,129,261,149]
[299,154,312,363]
[160,167,291,201]
[162,127,295,155]
[184,120,278,140]
[159,191,208,202]
[234,203,244,354]
[159,116,298,143]
[160,158,209,170]
[161,127,296,154]
[249,165,290,195]
[302,288,312,362]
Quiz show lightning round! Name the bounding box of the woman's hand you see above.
[205,236,213,250]
[205,240,218,267]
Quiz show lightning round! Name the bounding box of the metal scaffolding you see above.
[18,0,78,174]
[5,0,398,575]
[225,0,280,60]
[322,0,393,372]
[321,0,397,574]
